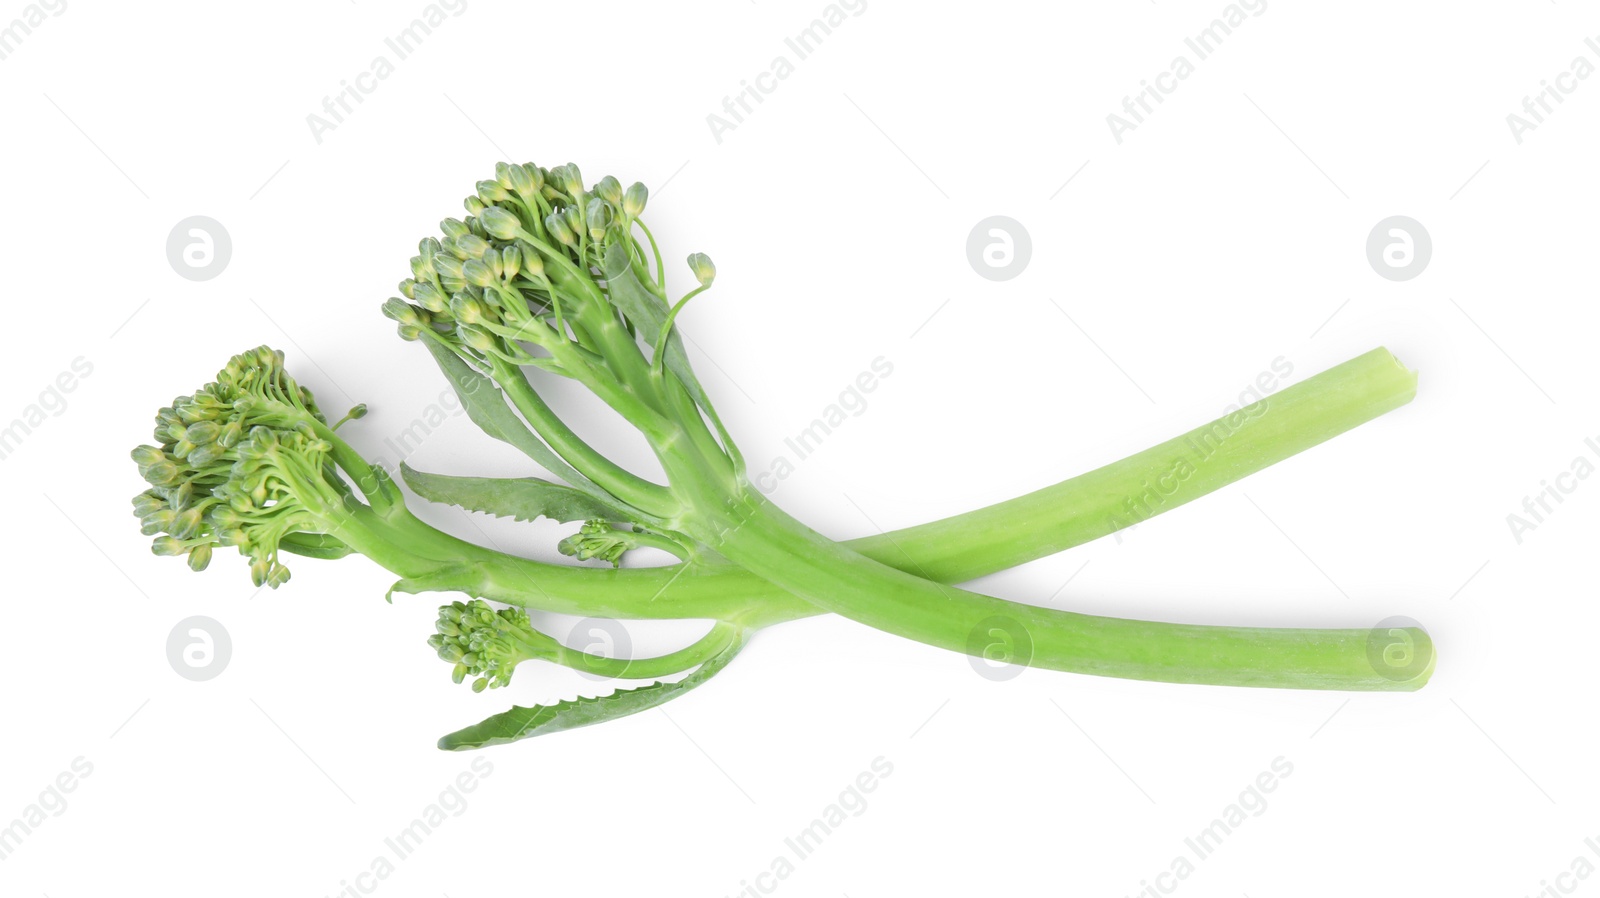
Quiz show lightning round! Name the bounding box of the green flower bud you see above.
[185,421,221,444]
[478,179,510,204]
[140,509,176,536]
[171,507,203,539]
[267,562,291,589]
[187,544,213,572]
[141,460,181,486]
[450,293,486,325]
[420,236,443,259]
[494,162,516,189]
[479,206,522,241]
[399,278,417,299]
[187,442,224,467]
[458,325,498,354]
[132,491,166,517]
[382,298,422,327]
[461,259,495,288]
[687,252,716,287]
[464,195,486,216]
[506,162,537,195]
[558,163,583,197]
[131,445,165,467]
[517,243,544,277]
[168,481,197,510]
[434,253,466,280]
[454,234,492,259]
[440,218,470,240]
[451,662,468,684]
[472,677,489,693]
[586,197,612,238]
[152,536,186,557]
[544,211,577,247]
[500,245,521,280]
[413,281,448,313]
[623,181,648,217]
[398,324,422,342]
[595,175,623,205]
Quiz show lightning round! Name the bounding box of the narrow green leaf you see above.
[400,462,628,524]
[437,631,747,750]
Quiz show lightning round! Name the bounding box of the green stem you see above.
[636,219,665,291]
[698,491,1431,690]
[865,346,1418,581]
[488,360,676,517]
[554,621,737,679]
[340,349,1420,640]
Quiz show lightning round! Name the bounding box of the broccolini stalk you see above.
[383,162,1434,692]
[132,342,1423,746]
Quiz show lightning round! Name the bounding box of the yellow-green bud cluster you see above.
[129,347,344,588]
[557,520,640,567]
[427,599,550,693]
[381,161,653,367]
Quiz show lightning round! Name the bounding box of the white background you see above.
[2,1,1597,895]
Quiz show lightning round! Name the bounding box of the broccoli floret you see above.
[130,347,359,588]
